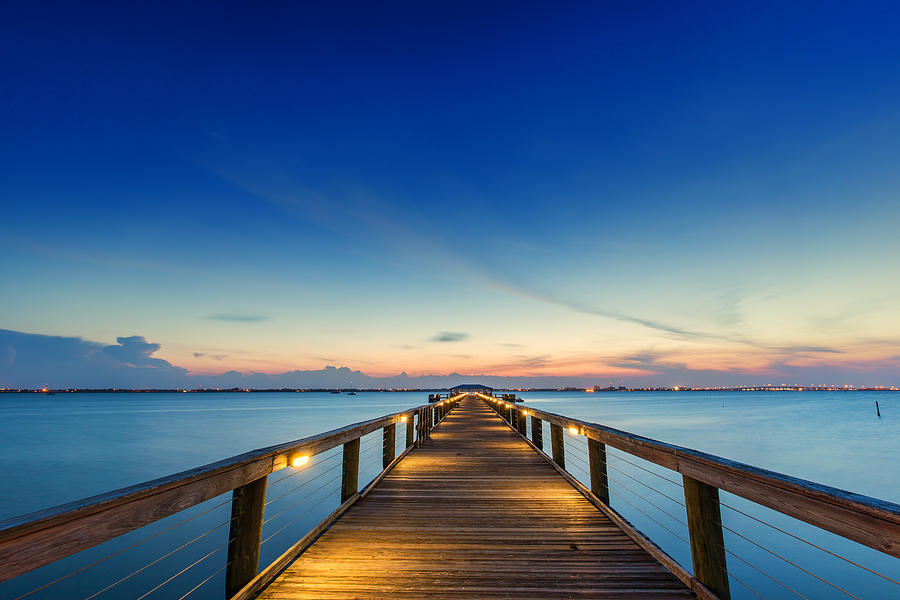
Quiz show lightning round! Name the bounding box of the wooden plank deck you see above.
[257,397,695,599]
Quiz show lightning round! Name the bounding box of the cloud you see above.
[778,346,843,354]
[194,352,205,358]
[430,331,469,343]
[102,336,170,367]
[207,314,269,323]
[0,329,187,388]
[488,354,554,372]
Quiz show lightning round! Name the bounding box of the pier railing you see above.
[481,393,900,600]
[0,397,462,600]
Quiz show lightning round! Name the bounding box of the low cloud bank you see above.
[1,329,188,388]
[1,329,897,389]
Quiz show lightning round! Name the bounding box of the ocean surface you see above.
[0,391,897,599]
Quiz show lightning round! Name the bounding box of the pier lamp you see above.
[568,427,580,436]
[522,411,528,417]
[291,455,310,468]
[400,415,407,423]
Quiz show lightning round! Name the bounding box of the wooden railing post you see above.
[550,424,565,469]
[341,438,361,502]
[225,475,267,597]
[517,409,527,436]
[587,438,609,505]
[683,475,731,600]
[405,416,414,447]
[531,416,543,450]
[416,409,423,444]
[383,423,396,469]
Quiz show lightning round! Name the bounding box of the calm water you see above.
[1,391,897,599]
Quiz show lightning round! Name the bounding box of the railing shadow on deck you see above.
[0,396,462,600]
[480,393,900,600]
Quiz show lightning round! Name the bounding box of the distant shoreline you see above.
[1,386,896,394]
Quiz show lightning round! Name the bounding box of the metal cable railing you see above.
[10,494,235,600]
[716,498,900,587]
[133,537,234,600]
[82,517,235,599]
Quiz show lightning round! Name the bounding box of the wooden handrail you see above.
[0,401,439,583]
[482,395,900,559]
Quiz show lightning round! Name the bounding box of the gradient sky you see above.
[2,1,900,387]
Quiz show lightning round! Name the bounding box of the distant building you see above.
[449,383,494,395]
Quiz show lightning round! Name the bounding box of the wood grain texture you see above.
[383,424,396,469]
[588,438,610,506]
[551,423,566,470]
[405,416,414,448]
[341,439,360,503]
[227,476,268,598]
[531,415,544,450]
[683,476,730,600]
[256,397,694,599]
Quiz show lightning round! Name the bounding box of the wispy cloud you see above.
[208,314,269,323]
[430,331,469,343]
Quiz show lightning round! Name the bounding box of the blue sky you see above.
[2,1,899,387]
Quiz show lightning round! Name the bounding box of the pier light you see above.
[522,411,528,417]
[400,415,407,423]
[568,426,580,436]
[291,455,310,468]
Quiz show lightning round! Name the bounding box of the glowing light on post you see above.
[568,427,580,436]
[400,415,407,423]
[291,455,310,467]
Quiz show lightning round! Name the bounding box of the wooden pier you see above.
[256,397,692,599]
[1,390,898,600]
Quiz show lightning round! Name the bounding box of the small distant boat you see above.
[347,391,357,396]
[330,390,341,394]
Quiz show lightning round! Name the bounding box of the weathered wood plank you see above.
[256,397,693,599]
